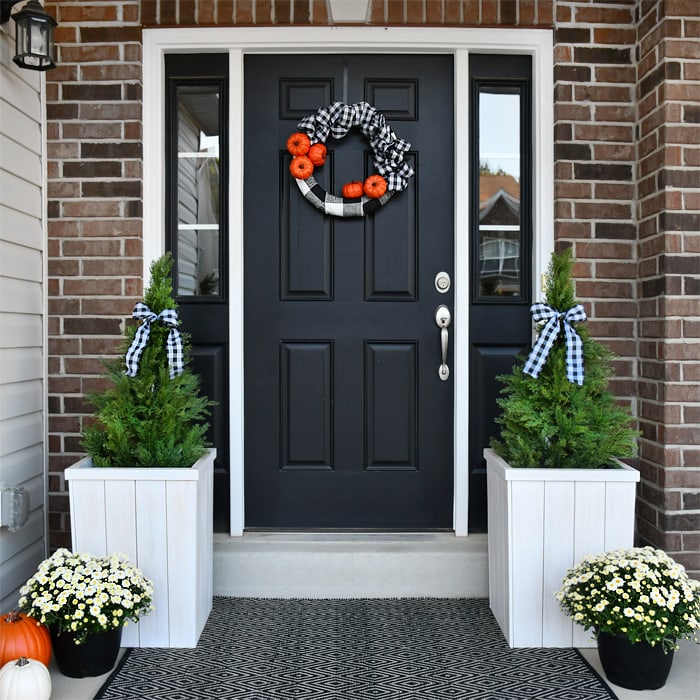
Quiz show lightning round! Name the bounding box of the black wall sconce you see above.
[1,0,57,71]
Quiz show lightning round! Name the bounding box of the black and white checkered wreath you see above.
[287,102,415,217]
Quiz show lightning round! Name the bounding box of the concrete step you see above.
[213,532,488,598]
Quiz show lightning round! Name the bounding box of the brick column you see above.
[45,1,143,548]
[635,1,700,575]
[553,1,638,401]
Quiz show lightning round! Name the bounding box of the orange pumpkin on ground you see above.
[342,181,364,199]
[289,155,314,179]
[363,174,387,199]
[0,612,52,667]
[308,143,327,166]
[286,132,311,156]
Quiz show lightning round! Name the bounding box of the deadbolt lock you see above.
[435,271,451,294]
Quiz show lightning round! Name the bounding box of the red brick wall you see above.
[553,0,637,404]
[137,0,553,26]
[45,0,143,547]
[635,1,700,573]
[44,0,699,572]
[553,0,700,574]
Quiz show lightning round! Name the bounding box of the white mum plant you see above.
[556,546,700,652]
[18,548,153,645]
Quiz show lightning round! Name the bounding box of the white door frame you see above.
[142,26,554,537]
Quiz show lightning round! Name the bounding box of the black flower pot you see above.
[50,625,122,678]
[597,631,674,690]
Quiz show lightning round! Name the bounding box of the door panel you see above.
[244,55,454,529]
[365,342,418,470]
[280,341,333,469]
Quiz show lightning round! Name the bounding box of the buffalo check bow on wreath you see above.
[287,101,415,217]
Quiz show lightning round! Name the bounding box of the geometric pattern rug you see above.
[96,597,617,700]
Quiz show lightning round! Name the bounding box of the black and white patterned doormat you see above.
[96,597,616,700]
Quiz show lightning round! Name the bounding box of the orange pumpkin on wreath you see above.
[286,132,310,156]
[363,175,387,199]
[289,156,314,179]
[342,181,364,199]
[308,143,327,166]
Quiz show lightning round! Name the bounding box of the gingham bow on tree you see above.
[522,303,587,385]
[125,302,184,379]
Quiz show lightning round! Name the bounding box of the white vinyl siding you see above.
[177,111,200,295]
[0,22,47,611]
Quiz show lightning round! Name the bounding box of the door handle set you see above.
[435,305,451,381]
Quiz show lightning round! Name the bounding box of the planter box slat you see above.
[604,481,636,549]
[68,479,107,553]
[573,482,607,648]
[486,448,639,649]
[66,449,215,648]
[542,482,575,647]
[134,480,170,648]
[487,455,509,638]
[104,480,140,648]
[511,480,545,647]
[167,479,200,647]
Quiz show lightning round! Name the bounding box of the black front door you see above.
[244,55,454,529]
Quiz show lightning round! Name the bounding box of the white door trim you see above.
[142,26,554,537]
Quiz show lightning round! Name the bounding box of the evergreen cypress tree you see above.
[82,254,214,467]
[491,248,638,468]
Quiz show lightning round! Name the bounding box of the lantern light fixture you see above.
[1,0,57,71]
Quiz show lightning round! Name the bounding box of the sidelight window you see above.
[165,55,228,299]
[176,85,221,296]
[470,55,532,302]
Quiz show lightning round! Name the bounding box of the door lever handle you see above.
[435,305,451,381]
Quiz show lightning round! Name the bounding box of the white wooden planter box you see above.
[485,448,639,649]
[65,448,215,648]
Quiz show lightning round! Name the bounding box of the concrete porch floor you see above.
[45,533,700,699]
